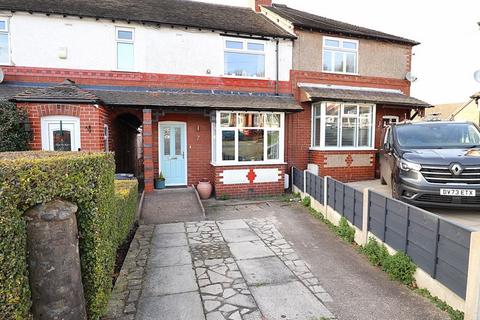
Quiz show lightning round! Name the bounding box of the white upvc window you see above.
[322,36,358,74]
[312,102,375,150]
[224,38,266,78]
[116,27,134,71]
[41,116,81,151]
[213,111,284,165]
[0,18,10,65]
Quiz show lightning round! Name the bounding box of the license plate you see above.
[440,189,476,197]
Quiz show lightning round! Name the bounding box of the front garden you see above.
[0,151,138,319]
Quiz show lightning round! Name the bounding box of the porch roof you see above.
[2,83,302,112]
[92,89,302,112]
[299,85,431,108]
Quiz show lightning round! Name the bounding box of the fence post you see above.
[361,188,370,246]
[303,170,307,194]
[291,166,294,190]
[324,176,329,220]
[465,231,480,320]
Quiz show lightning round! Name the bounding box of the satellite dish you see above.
[405,72,418,82]
[0,68,4,84]
[474,70,480,83]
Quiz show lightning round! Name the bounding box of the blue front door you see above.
[159,123,186,186]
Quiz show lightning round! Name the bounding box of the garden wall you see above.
[0,152,138,319]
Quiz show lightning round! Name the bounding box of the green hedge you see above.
[113,179,138,246]
[0,151,137,319]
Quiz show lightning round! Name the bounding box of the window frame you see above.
[40,115,81,151]
[0,17,11,65]
[223,37,267,79]
[311,102,376,151]
[322,36,359,75]
[213,110,285,166]
[115,26,135,71]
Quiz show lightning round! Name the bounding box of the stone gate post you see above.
[26,199,87,320]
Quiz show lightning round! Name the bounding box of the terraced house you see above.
[0,0,429,196]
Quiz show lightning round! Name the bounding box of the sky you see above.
[196,0,480,104]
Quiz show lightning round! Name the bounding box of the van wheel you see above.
[391,178,400,199]
[380,175,387,185]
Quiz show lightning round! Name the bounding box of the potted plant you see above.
[197,178,212,199]
[154,172,166,189]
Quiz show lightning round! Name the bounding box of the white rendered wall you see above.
[7,13,293,81]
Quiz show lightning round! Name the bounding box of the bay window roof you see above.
[299,85,431,108]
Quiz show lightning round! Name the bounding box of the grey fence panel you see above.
[353,190,363,229]
[367,190,472,299]
[368,191,387,240]
[327,178,335,207]
[292,167,304,191]
[305,171,324,204]
[343,186,355,224]
[435,220,471,299]
[334,182,344,214]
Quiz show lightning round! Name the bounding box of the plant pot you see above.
[154,179,166,189]
[197,180,212,199]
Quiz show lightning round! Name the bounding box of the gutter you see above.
[275,39,279,96]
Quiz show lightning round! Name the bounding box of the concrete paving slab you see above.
[220,228,259,243]
[217,219,249,230]
[137,291,205,320]
[228,240,275,260]
[148,246,191,268]
[250,281,333,320]
[237,256,296,285]
[154,222,185,234]
[141,188,204,224]
[142,264,197,297]
[151,231,188,248]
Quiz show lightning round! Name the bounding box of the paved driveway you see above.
[106,197,449,320]
[347,179,480,230]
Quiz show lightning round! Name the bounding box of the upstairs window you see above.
[0,18,10,65]
[116,27,134,71]
[224,39,265,78]
[322,37,358,74]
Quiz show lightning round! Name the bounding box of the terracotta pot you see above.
[197,180,212,199]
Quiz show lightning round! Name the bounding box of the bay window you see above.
[224,39,266,78]
[322,36,358,74]
[213,111,284,164]
[312,102,375,149]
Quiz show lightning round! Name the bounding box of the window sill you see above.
[222,74,269,80]
[321,70,359,76]
[211,161,286,167]
[309,147,376,152]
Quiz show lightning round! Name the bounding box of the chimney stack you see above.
[251,0,272,12]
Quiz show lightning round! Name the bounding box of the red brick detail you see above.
[213,164,286,198]
[143,109,154,192]
[253,0,272,12]
[18,102,109,152]
[246,168,257,184]
[285,102,310,170]
[310,150,376,182]
[3,66,291,95]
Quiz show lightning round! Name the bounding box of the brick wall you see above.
[213,164,286,198]
[18,102,108,151]
[310,150,376,182]
[4,66,291,95]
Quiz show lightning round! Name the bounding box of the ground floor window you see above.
[41,116,81,151]
[212,111,284,164]
[312,102,375,149]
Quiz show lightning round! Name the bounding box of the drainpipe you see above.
[275,39,279,96]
